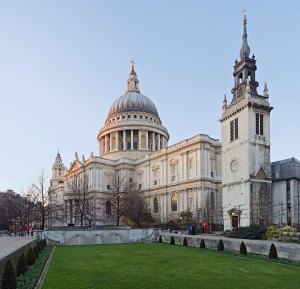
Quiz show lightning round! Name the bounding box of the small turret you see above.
[263,82,269,98]
[126,60,140,93]
[50,150,66,187]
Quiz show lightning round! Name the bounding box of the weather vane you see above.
[240,8,249,15]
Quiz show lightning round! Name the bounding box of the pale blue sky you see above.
[0,0,299,191]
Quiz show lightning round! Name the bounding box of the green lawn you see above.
[42,243,300,289]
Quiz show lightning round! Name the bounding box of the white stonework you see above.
[49,16,299,230]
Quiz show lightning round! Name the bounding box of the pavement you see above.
[0,236,36,261]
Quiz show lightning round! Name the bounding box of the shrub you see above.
[159,235,162,243]
[36,241,42,253]
[26,248,36,266]
[200,239,205,249]
[40,239,44,250]
[33,246,39,258]
[183,237,188,246]
[170,236,175,245]
[1,259,16,289]
[217,239,224,251]
[225,225,266,240]
[43,239,47,247]
[16,253,28,276]
[240,241,247,255]
[268,243,278,259]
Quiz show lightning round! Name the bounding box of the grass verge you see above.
[42,243,300,289]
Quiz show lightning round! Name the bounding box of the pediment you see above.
[255,167,268,180]
[68,160,82,172]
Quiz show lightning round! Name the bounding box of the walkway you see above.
[0,236,36,261]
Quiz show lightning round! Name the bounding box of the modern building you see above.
[49,15,299,230]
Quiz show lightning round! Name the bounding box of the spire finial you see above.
[126,60,140,93]
[239,9,250,59]
[222,94,227,109]
[263,82,269,98]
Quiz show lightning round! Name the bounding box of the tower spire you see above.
[126,60,140,93]
[240,14,250,59]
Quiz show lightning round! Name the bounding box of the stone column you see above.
[138,130,141,149]
[158,134,161,150]
[146,131,149,150]
[123,130,126,150]
[116,131,119,151]
[105,135,108,153]
[109,133,112,152]
[131,129,134,150]
[152,131,155,151]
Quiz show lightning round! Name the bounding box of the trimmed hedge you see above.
[1,259,16,289]
[268,243,278,259]
[224,225,266,240]
[200,239,205,249]
[183,237,188,246]
[240,241,247,255]
[217,239,224,251]
[16,253,28,276]
[170,236,175,245]
[26,248,36,267]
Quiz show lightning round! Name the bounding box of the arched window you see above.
[153,197,159,213]
[171,194,177,212]
[106,200,111,215]
[210,191,215,209]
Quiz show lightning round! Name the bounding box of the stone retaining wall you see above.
[34,228,160,245]
[159,233,300,261]
[0,238,38,283]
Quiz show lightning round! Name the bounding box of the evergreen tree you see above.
[1,259,16,289]
[183,237,188,246]
[240,241,247,255]
[217,239,224,251]
[200,239,205,249]
[170,236,175,245]
[268,243,278,259]
[159,235,162,243]
[16,253,28,276]
[26,248,36,266]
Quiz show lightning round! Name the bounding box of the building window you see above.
[230,118,239,141]
[128,115,131,119]
[153,197,159,213]
[210,191,215,209]
[255,113,264,136]
[154,179,157,186]
[106,200,111,215]
[106,184,111,190]
[171,194,177,212]
[140,115,143,119]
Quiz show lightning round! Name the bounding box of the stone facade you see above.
[49,16,299,231]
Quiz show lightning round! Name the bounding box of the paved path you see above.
[0,236,36,260]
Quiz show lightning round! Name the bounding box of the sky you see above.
[0,0,299,192]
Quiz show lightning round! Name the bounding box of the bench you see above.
[278,232,300,243]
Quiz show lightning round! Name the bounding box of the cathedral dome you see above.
[107,91,159,119]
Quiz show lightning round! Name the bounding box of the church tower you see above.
[50,150,66,188]
[220,15,273,230]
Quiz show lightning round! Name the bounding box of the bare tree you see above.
[104,170,130,226]
[123,190,153,228]
[66,169,96,226]
[201,195,216,232]
[5,190,36,233]
[31,171,63,229]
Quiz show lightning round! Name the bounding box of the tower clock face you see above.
[230,158,239,172]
